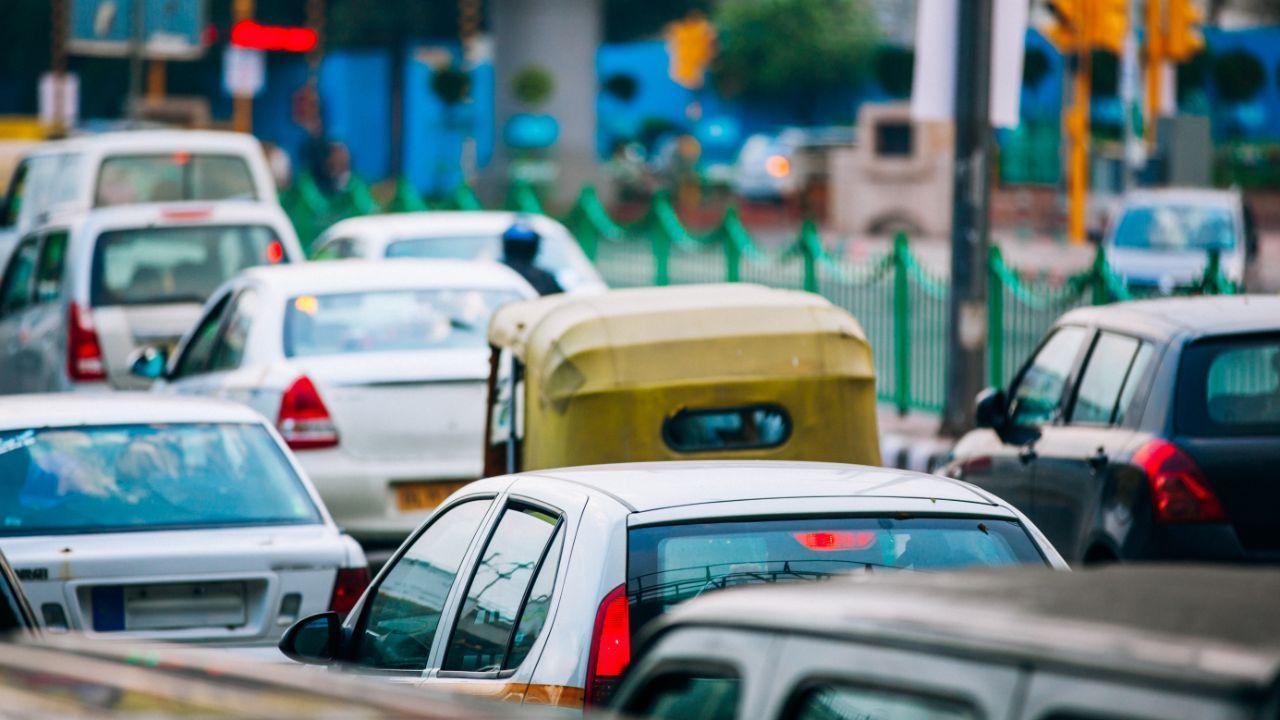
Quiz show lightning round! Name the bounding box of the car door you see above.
[1032,331,1156,561]
[424,481,589,703]
[26,229,70,392]
[179,285,266,407]
[0,234,39,394]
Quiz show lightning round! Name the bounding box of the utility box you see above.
[1156,115,1213,187]
[830,102,954,237]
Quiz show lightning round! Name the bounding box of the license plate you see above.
[91,582,247,632]
[394,480,471,512]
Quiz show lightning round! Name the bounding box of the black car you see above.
[944,295,1280,564]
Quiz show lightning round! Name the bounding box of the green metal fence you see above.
[282,176,1238,414]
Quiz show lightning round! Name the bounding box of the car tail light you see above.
[1134,439,1227,524]
[329,566,370,615]
[277,375,339,450]
[67,302,107,382]
[584,584,630,707]
[793,530,877,551]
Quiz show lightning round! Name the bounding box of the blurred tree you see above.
[512,65,555,108]
[606,0,715,42]
[1212,49,1265,103]
[710,0,879,120]
[873,46,913,99]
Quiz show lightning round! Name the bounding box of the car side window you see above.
[505,528,565,669]
[313,238,356,260]
[170,294,233,379]
[208,288,260,372]
[355,498,492,671]
[441,504,560,673]
[0,159,29,226]
[1009,326,1090,427]
[622,671,740,720]
[34,230,69,303]
[786,682,974,720]
[1070,332,1144,426]
[0,237,39,317]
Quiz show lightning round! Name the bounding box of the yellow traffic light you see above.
[1088,0,1129,54]
[1166,0,1204,61]
[1044,0,1085,52]
[666,15,718,90]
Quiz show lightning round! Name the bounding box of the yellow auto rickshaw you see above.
[482,283,880,475]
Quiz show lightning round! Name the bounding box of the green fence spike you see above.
[387,176,428,212]
[987,244,1005,388]
[507,179,544,215]
[892,231,911,416]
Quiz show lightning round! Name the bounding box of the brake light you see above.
[584,584,630,707]
[329,566,370,616]
[159,207,213,221]
[266,239,284,263]
[277,375,339,450]
[793,530,877,551]
[67,302,106,382]
[1134,439,1227,524]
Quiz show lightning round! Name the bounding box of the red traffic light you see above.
[230,20,318,53]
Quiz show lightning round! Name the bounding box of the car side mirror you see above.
[974,387,1008,433]
[279,611,342,665]
[128,345,168,380]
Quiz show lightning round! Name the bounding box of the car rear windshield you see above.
[91,224,285,306]
[1112,204,1236,252]
[0,423,321,536]
[1177,334,1280,437]
[627,516,1044,634]
[94,154,257,206]
[284,288,523,358]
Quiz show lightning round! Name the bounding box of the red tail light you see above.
[584,584,630,707]
[277,375,339,450]
[793,530,877,551]
[67,302,107,382]
[329,566,370,616]
[1134,439,1227,524]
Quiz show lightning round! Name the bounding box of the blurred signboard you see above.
[69,0,206,60]
[910,0,1027,129]
[39,73,80,128]
[223,46,265,98]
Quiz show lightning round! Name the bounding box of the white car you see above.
[0,393,367,647]
[278,461,1066,711]
[148,259,535,555]
[0,201,303,394]
[311,211,606,294]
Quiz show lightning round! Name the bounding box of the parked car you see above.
[1104,187,1257,292]
[0,129,278,243]
[612,564,1280,720]
[0,200,303,393]
[0,547,39,637]
[944,295,1280,564]
[144,260,535,557]
[733,127,852,205]
[278,461,1065,711]
[0,393,368,646]
[310,211,606,294]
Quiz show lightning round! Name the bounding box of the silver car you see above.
[0,201,303,394]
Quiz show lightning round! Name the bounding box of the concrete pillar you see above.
[487,0,603,207]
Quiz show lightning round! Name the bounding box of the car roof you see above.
[28,129,263,155]
[238,259,536,296]
[658,564,1280,693]
[326,211,565,241]
[1058,295,1280,339]
[515,461,1004,512]
[43,200,290,234]
[1120,187,1241,208]
[0,393,265,430]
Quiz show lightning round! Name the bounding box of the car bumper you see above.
[1136,523,1280,563]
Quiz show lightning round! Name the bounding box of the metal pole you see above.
[940,0,995,437]
[127,0,145,120]
[232,0,255,133]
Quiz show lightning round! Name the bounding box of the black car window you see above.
[34,230,69,303]
[1009,326,1090,427]
[0,237,39,317]
[1178,334,1280,437]
[355,498,492,671]
[623,671,740,720]
[787,683,974,720]
[170,293,233,379]
[442,505,559,673]
[1113,343,1154,426]
[663,405,791,453]
[504,527,564,669]
[208,288,259,372]
[1071,332,1142,426]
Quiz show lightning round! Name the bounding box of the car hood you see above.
[1106,246,1244,286]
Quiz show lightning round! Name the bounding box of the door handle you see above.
[1018,446,1037,465]
[1087,447,1109,470]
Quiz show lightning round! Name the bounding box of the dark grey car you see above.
[943,295,1280,564]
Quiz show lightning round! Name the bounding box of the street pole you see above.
[232,0,256,134]
[127,0,145,120]
[941,0,994,437]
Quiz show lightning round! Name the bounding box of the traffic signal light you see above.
[1088,0,1129,54]
[665,15,717,89]
[1165,0,1204,61]
[1044,0,1085,53]
[1043,0,1128,54]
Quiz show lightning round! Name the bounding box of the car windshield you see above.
[1112,204,1236,252]
[94,154,257,207]
[627,516,1044,635]
[91,224,285,306]
[0,423,321,536]
[385,232,576,273]
[284,288,523,358]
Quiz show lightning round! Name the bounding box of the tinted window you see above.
[313,238,359,260]
[1114,343,1154,425]
[1178,335,1280,437]
[505,528,564,669]
[208,289,259,372]
[0,237,37,316]
[34,230,69,303]
[663,405,791,452]
[1112,204,1236,251]
[0,423,320,536]
[625,672,740,720]
[0,159,28,226]
[284,288,522,358]
[442,506,559,673]
[790,683,974,720]
[627,517,1044,636]
[1072,333,1142,425]
[1010,326,1089,427]
[171,294,232,379]
[95,154,257,206]
[91,224,284,306]
[356,499,491,670]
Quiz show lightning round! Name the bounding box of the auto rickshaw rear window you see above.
[662,405,791,453]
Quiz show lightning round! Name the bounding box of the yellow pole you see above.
[1067,49,1091,245]
[147,60,166,101]
[1144,0,1163,147]
[232,0,255,134]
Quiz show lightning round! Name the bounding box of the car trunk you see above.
[1177,435,1280,557]
[2,525,344,643]
[91,304,203,389]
